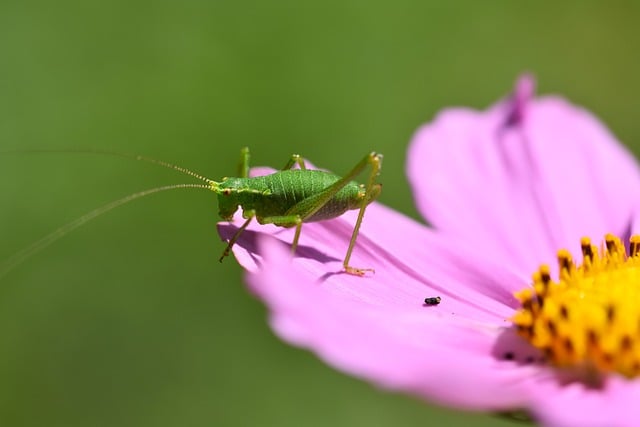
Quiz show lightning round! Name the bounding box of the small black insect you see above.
[424,296,441,306]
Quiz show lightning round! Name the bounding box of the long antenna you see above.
[0,148,215,184]
[0,183,211,280]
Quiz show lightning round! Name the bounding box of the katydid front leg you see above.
[219,211,255,262]
[237,146,251,178]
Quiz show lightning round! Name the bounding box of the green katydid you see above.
[0,147,382,277]
[215,147,382,275]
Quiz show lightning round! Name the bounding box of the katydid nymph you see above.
[0,147,383,278]
[216,147,383,275]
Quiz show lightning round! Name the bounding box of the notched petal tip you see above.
[505,73,537,127]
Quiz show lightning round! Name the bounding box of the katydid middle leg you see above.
[223,149,307,261]
[256,214,304,255]
[281,154,306,171]
[239,147,306,177]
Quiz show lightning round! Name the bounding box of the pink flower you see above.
[217,75,640,427]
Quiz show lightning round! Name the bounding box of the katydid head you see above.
[210,178,244,221]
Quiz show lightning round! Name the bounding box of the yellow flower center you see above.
[512,234,640,380]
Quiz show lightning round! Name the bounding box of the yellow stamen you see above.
[512,234,640,379]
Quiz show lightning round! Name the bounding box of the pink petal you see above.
[242,236,537,410]
[214,77,640,424]
[407,75,640,275]
[528,375,640,427]
[217,198,548,409]
[218,201,524,321]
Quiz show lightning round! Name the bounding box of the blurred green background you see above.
[1,1,639,426]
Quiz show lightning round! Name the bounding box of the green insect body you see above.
[212,148,383,276]
[215,170,364,223]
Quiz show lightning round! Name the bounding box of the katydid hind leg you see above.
[285,152,380,222]
[220,213,254,262]
[343,154,382,276]
[284,152,383,275]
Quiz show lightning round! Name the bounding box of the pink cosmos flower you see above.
[217,75,640,427]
